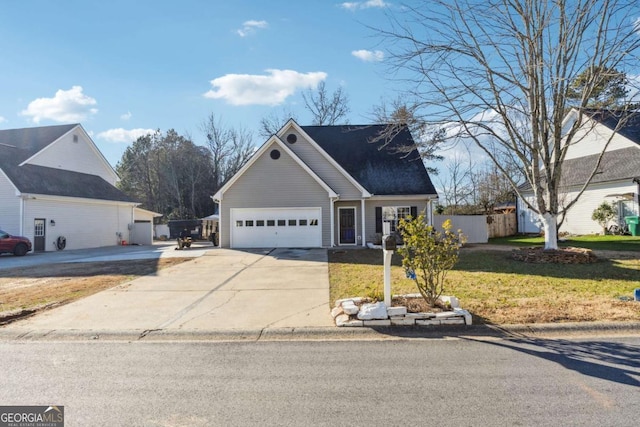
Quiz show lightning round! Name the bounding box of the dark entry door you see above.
[34,218,45,252]
[339,208,356,245]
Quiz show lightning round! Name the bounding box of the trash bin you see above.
[624,216,639,236]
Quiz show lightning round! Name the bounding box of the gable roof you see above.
[0,124,135,203]
[584,109,640,145]
[213,135,338,200]
[560,146,640,187]
[300,124,437,196]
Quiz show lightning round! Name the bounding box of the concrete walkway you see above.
[2,247,334,337]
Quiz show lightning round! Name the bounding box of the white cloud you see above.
[237,20,268,37]
[0,116,6,123]
[352,49,384,62]
[203,69,327,106]
[341,0,388,11]
[120,111,132,120]
[20,86,98,124]
[96,128,155,143]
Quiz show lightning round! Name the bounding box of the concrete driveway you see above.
[2,247,333,337]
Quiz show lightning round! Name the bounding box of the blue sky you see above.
[0,0,401,167]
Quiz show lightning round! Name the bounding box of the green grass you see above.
[329,247,640,324]
[489,234,640,251]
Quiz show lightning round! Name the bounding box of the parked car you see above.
[0,229,32,256]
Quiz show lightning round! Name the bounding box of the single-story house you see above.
[0,123,149,251]
[213,120,438,248]
[518,109,640,234]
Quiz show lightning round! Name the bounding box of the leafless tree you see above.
[437,151,475,213]
[380,0,640,249]
[201,114,255,192]
[302,81,350,125]
[258,108,298,140]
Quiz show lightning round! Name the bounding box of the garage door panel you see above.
[231,208,321,248]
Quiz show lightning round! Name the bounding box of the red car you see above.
[0,229,32,256]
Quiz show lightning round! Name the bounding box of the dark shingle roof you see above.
[0,125,135,203]
[560,146,640,187]
[585,109,640,145]
[300,125,437,196]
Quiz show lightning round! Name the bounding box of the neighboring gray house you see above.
[518,109,640,234]
[0,124,151,251]
[213,120,438,248]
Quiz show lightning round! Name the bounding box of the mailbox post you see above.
[382,223,396,307]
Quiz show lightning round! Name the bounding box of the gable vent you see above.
[286,133,297,144]
[73,135,78,143]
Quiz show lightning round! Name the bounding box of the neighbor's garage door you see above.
[231,208,321,248]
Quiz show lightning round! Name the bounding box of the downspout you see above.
[330,197,336,247]
[634,178,640,214]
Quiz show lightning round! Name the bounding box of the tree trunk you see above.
[540,213,558,250]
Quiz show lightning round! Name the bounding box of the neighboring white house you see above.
[518,109,640,235]
[0,124,151,251]
[213,120,439,248]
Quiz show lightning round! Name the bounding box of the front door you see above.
[34,218,45,252]
[339,208,356,245]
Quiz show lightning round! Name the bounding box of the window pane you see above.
[256,220,265,226]
[277,219,286,226]
[288,219,297,226]
[397,207,411,219]
[245,220,254,227]
[382,206,396,221]
[310,219,318,226]
[267,220,275,226]
[236,221,243,227]
[299,219,308,226]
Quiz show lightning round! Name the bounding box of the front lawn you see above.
[489,234,640,252]
[328,247,640,324]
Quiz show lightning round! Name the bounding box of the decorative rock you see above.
[357,302,388,320]
[341,319,364,327]
[435,311,458,319]
[391,317,416,326]
[406,313,435,319]
[416,319,441,326]
[440,318,465,325]
[387,306,407,317]
[331,306,344,319]
[363,319,392,326]
[438,295,460,309]
[454,308,473,325]
[335,314,351,327]
[341,301,359,315]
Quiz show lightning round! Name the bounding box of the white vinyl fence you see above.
[433,215,489,244]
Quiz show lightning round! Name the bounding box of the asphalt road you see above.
[1,335,638,426]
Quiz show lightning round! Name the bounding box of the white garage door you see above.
[231,208,322,248]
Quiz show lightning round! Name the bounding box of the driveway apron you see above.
[4,248,333,333]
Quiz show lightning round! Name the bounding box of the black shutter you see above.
[375,207,382,233]
[410,206,417,218]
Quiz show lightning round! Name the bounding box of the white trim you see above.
[213,135,338,201]
[277,120,372,198]
[134,207,163,217]
[330,197,336,247]
[361,199,366,247]
[338,206,358,246]
[20,192,139,207]
[369,194,438,201]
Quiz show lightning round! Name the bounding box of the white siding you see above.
[517,196,542,234]
[220,141,332,248]
[0,170,21,235]
[560,181,638,235]
[23,198,134,251]
[25,128,118,185]
[564,122,637,160]
[283,129,363,199]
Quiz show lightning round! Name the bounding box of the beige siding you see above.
[220,142,332,247]
[25,129,117,185]
[23,198,134,251]
[363,199,430,244]
[283,129,363,199]
[0,170,21,234]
